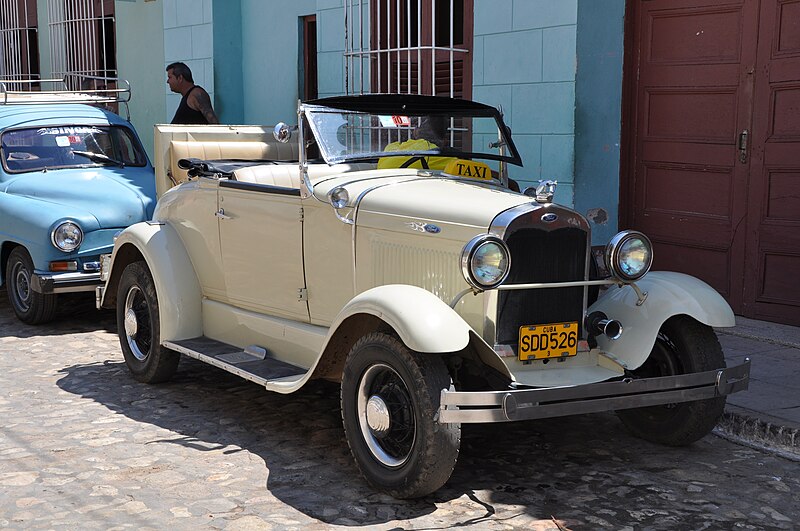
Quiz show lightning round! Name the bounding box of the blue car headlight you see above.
[51,221,83,252]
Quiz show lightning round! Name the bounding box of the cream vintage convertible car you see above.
[97,95,750,498]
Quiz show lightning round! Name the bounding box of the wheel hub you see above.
[366,395,391,436]
[14,268,31,306]
[124,308,138,338]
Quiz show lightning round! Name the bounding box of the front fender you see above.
[103,222,202,341]
[589,271,735,370]
[328,284,473,353]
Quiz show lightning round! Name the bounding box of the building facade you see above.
[2,0,798,326]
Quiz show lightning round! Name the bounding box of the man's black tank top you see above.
[171,86,208,124]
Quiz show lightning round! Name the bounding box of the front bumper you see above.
[31,271,102,294]
[439,359,750,423]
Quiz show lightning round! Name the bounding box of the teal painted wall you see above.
[574,0,625,244]
[213,0,243,124]
[239,0,317,125]
[472,0,578,206]
[115,0,166,158]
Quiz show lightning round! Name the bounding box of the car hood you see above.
[2,167,156,228]
[315,170,533,229]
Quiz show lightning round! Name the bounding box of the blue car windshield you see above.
[1,125,147,173]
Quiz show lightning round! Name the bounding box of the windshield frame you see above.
[300,95,522,167]
[0,124,148,175]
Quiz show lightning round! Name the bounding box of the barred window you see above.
[47,0,116,82]
[344,0,473,98]
[0,0,39,87]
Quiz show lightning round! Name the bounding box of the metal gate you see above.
[47,0,115,85]
[343,0,472,97]
[0,0,38,87]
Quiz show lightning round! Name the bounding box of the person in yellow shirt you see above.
[377,116,453,170]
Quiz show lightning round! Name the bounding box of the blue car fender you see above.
[588,271,735,371]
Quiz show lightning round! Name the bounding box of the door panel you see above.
[743,0,800,324]
[629,0,758,305]
[625,0,800,326]
[218,184,309,322]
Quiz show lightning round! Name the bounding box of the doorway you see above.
[622,0,800,326]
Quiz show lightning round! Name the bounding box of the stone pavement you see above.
[0,293,798,529]
[714,316,800,459]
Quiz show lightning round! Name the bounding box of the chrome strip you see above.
[438,359,751,424]
[496,279,617,291]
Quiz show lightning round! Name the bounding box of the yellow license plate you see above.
[518,322,578,361]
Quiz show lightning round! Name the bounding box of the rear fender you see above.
[103,222,202,341]
[589,271,735,370]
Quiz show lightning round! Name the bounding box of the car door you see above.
[217,180,309,322]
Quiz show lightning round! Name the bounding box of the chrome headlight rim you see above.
[605,230,653,283]
[460,234,511,290]
[50,220,84,252]
[328,186,350,209]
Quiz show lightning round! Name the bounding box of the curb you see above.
[715,411,800,462]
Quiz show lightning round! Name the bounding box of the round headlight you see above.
[461,235,510,289]
[605,230,653,282]
[51,221,83,252]
[329,186,349,209]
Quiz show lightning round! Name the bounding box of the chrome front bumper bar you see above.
[438,359,750,424]
[31,271,102,294]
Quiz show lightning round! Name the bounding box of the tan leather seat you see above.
[169,141,300,182]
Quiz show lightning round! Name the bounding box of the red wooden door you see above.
[624,0,800,326]
[744,0,800,324]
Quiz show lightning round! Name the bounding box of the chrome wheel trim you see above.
[356,363,415,468]
[123,286,149,362]
[11,261,32,312]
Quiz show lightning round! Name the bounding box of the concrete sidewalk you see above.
[714,316,800,460]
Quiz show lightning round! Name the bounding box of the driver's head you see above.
[414,116,447,146]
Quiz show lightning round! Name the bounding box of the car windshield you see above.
[303,98,521,167]
[1,125,147,173]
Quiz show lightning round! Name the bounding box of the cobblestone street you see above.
[1,293,798,530]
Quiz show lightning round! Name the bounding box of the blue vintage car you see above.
[0,89,156,324]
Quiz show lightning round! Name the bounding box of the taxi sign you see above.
[443,159,492,180]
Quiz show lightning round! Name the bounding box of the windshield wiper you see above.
[72,150,125,168]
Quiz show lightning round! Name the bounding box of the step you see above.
[163,336,307,387]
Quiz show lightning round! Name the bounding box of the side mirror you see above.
[273,122,293,143]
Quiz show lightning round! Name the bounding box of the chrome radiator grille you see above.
[496,227,588,346]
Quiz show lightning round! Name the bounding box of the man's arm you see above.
[188,88,220,124]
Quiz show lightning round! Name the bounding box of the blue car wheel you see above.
[5,247,57,324]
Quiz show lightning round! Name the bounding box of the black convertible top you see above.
[304,94,502,117]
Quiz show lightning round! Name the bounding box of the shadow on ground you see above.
[53,352,780,529]
[0,290,116,338]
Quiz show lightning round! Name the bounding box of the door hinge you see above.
[297,287,308,301]
[299,207,304,222]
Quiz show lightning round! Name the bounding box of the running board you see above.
[163,336,307,387]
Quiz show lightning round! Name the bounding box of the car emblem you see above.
[406,221,441,234]
[541,213,558,223]
[424,224,441,234]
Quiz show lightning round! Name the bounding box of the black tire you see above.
[117,261,179,383]
[617,315,726,446]
[341,332,460,498]
[5,247,57,325]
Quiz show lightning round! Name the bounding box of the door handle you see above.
[215,208,231,220]
[738,129,749,164]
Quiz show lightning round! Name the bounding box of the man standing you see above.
[166,62,219,124]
